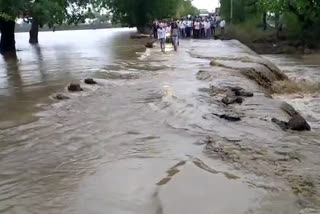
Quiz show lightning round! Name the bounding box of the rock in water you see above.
[145,42,153,48]
[68,83,83,92]
[84,78,97,85]
[280,102,298,117]
[221,96,244,105]
[229,86,254,97]
[220,114,241,121]
[288,114,311,131]
[145,40,156,48]
[212,113,241,121]
[55,94,70,100]
[272,118,289,131]
[197,70,212,80]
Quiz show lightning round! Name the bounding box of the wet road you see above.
[0,28,145,128]
[0,29,320,214]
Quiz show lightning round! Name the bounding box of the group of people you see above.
[153,14,226,52]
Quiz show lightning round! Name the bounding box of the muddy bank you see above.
[223,27,319,55]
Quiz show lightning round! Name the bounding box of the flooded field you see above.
[0,29,320,214]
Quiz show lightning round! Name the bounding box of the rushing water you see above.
[0,29,264,214]
[263,54,320,129]
[0,29,319,214]
[0,28,145,128]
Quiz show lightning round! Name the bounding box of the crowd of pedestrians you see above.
[152,14,226,52]
[153,14,226,41]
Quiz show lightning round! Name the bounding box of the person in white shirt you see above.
[186,19,192,37]
[179,20,186,38]
[157,24,166,53]
[205,19,211,38]
[194,20,200,38]
[200,19,206,38]
[220,19,226,35]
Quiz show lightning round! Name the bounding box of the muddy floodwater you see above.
[1,29,320,214]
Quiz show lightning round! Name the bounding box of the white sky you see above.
[192,0,219,12]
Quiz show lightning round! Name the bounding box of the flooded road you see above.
[0,29,320,214]
[0,28,145,128]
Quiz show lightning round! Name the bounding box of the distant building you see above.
[199,9,209,17]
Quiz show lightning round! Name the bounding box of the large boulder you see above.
[280,102,298,117]
[288,114,311,131]
[272,113,311,132]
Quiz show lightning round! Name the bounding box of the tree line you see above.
[0,0,197,55]
[220,0,320,42]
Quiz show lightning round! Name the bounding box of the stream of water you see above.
[0,29,319,214]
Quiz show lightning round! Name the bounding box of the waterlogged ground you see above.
[0,29,320,214]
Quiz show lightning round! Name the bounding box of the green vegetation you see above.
[0,0,101,53]
[0,0,197,54]
[104,0,198,30]
[220,0,320,45]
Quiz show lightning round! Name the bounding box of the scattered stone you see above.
[229,86,254,97]
[221,96,244,105]
[68,83,83,92]
[197,70,212,80]
[209,85,228,95]
[54,94,70,100]
[288,114,311,131]
[84,78,97,85]
[212,113,241,122]
[210,60,223,67]
[272,118,289,131]
[237,90,254,97]
[145,40,156,48]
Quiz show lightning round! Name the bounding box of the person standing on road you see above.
[220,19,226,36]
[171,22,179,51]
[205,19,211,38]
[194,19,200,38]
[200,19,206,38]
[157,24,166,53]
[153,19,159,38]
[179,20,186,38]
[186,19,192,38]
[210,17,216,39]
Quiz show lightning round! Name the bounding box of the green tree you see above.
[259,0,320,39]
[104,0,197,31]
[25,0,67,43]
[0,0,25,54]
[26,0,101,44]
[0,0,100,54]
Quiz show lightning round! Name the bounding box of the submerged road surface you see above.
[0,29,320,214]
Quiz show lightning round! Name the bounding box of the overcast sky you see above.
[192,0,219,12]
